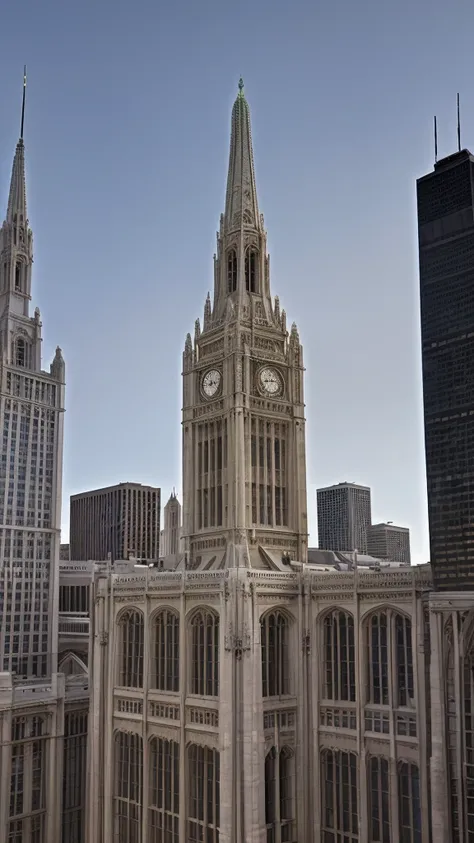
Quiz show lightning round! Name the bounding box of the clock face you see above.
[259,367,281,396]
[202,369,221,398]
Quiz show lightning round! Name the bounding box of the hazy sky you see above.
[1,0,472,562]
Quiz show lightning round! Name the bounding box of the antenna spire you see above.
[20,66,27,141]
[457,92,461,152]
[434,115,438,164]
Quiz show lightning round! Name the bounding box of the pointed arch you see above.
[14,335,30,368]
[188,607,219,696]
[117,607,144,688]
[245,247,258,293]
[320,607,355,701]
[150,607,179,692]
[260,608,293,697]
[58,651,88,676]
[363,607,414,707]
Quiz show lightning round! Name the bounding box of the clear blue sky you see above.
[1,0,471,562]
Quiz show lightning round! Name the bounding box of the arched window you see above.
[227,250,237,293]
[398,762,421,843]
[15,337,27,368]
[15,262,22,291]
[321,749,359,842]
[114,731,143,842]
[152,609,179,692]
[245,249,258,293]
[395,614,414,707]
[365,610,414,706]
[188,745,219,843]
[190,610,219,696]
[118,609,144,688]
[265,746,295,843]
[149,737,179,843]
[323,609,355,701]
[369,756,390,842]
[261,610,290,698]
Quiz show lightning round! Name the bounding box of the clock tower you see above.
[182,80,307,570]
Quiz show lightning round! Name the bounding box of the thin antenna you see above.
[20,65,27,140]
[457,93,461,152]
[434,116,438,164]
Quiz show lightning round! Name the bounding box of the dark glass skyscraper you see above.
[417,149,474,590]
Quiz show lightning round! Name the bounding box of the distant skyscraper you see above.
[367,522,411,565]
[317,482,371,552]
[161,490,181,557]
[417,148,474,590]
[69,482,160,562]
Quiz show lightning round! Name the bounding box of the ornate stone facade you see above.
[87,562,433,842]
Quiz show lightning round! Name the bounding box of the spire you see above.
[224,78,260,232]
[6,68,28,224]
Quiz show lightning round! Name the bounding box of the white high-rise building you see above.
[317,482,372,553]
[0,74,66,843]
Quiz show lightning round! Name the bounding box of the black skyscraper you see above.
[417,149,474,590]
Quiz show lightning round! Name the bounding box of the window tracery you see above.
[321,748,359,842]
[114,731,143,842]
[227,250,237,293]
[261,610,290,697]
[365,609,414,707]
[118,609,144,688]
[245,248,258,293]
[398,762,421,843]
[188,744,219,842]
[149,737,179,843]
[152,609,179,692]
[264,746,295,843]
[190,609,219,696]
[323,609,355,701]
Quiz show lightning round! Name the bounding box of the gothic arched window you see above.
[227,249,237,293]
[261,610,290,697]
[117,609,144,688]
[365,610,414,706]
[190,609,219,696]
[245,248,258,293]
[15,337,27,368]
[152,609,179,692]
[149,737,179,842]
[265,746,295,843]
[369,756,390,842]
[398,762,421,843]
[323,609,355,701]
[114,731,143,841]
[321,749,359,842]
[188,745,219,842]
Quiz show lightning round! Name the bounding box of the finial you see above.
[238,77,244,95]
[20,66,27,141]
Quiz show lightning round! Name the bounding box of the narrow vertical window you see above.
[245,249,258,293]
[395,614,414,707]
[118,609,144,688]
[398,762,421,843]
[367,612,389,705]
[190,610,219,696]
[15,338,27,368]
[321,749,359,842]
[15,262,21,292]
[369,756,390,842]
[188,745,220,843]
[149,738,179,843]
[227,250,237,293]
[261,611,289,697]
[114,731,143,842]
[323,610,355,701]
[152,609,179,692]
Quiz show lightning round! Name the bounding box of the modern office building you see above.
[0,76,66,842]
[317,482,372,553]
[417,148,474,591]
[367,522,411,566]
[69,482,160,562]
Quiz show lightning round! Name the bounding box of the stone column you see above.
[429,608,449,842]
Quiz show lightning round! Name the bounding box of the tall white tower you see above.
[0,73,65,679]
[182,79,308,570]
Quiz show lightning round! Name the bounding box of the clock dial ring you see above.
[258,366,282,397]
[201,368,222,399]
